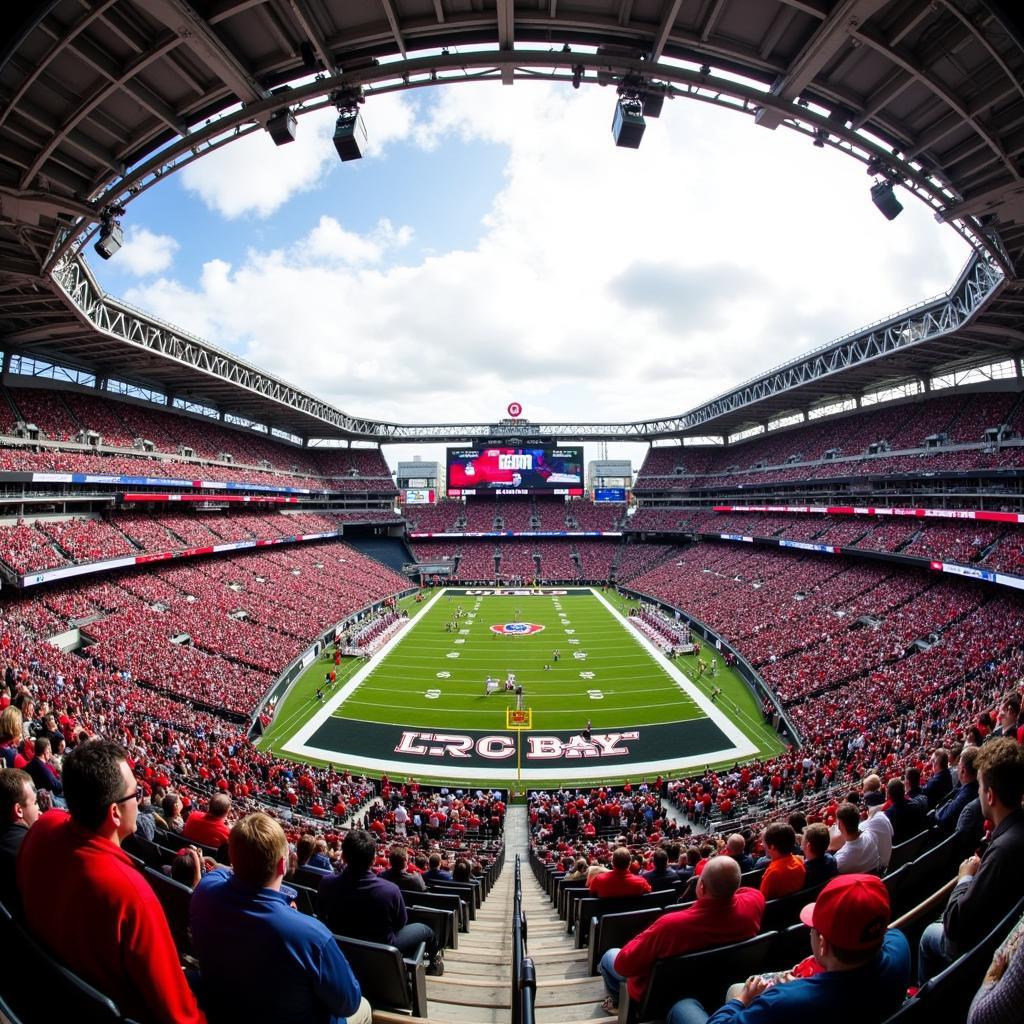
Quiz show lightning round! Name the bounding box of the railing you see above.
[512,855,536,1024]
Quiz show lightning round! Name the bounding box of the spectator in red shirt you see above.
[760,822,807,900]
[588,847,653,899]
[18,739,205,1024]
[599,856,765,1011]
[182,793,232,849]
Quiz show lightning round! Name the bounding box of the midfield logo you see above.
[490,622,545,635]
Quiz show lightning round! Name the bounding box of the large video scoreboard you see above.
[447,446,584,496]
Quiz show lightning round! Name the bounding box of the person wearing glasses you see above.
[17,739,205,1023]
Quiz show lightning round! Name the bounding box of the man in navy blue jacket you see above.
[317,829,443,974]
[933,746,979,832]
[190,812,369,1024]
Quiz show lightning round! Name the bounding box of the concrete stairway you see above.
[376,805,606,1024]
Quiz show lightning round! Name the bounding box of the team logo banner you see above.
[490,622,545,635]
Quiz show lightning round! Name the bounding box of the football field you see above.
[267,588,782,784]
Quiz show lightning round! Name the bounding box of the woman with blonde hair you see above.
[0,706,27,768]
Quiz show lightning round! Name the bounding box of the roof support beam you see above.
[379,0,407,59]
[755,0,889,129]
[285,0,340,72]
[498,0,514,83]
[144,0,270,106]
[649,0,684,62]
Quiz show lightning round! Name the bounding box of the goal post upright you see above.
[506,707,533,788]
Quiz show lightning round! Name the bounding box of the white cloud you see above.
[128,82,970,436]
[305,216,413,265]
[116,226,179,276]
[179,94,417,219]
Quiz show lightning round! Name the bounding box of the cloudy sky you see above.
[91,80,970,473]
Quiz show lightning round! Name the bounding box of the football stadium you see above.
[1,3,1024,1024]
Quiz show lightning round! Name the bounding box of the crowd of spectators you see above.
[566,498,624,531]
[401,499,462,532]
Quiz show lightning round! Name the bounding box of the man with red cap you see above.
[665,874,910,1024]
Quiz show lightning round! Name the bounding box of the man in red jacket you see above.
[182,793,232,849]
[18,739,205,1024]
[598,856,764,1013]
[588,846,653,899]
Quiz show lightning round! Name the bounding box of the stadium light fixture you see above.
[870,179,903,221]
[94,206,124,260]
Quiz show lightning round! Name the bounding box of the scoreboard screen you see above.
[448,446,584,496]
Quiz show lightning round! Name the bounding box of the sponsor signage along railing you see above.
[713,503,1024,524]
[121,493,299,503]
[408,530,621,538]
[19,530,341,587]
[704,532,1024,593]
[28,471,396,497]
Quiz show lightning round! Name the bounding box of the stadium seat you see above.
[760,882,826,932]
[334,934,428,1018]
[407,889,469,934]
[143,867,194,959]
[887,829,933,873]
[618,930,780,1023]
[588,906,665,975]
[573,889,681,948]
[0,900,141,1024]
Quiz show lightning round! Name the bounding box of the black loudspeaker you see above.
[870,181,903,221]
[333,111,368,161]
[94,222,123,260]
[267,109,297,146]
[642,91,664,118]
[612,99,645,149]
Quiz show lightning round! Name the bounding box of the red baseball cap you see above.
[799,874,890,951]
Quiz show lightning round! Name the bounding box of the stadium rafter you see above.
[1,0,1023,444]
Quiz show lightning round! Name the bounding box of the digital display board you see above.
[404,489,435,504]
[448,446,584,496]
[594,487,627,502]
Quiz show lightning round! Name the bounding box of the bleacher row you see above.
[2,799,509,1024]
[410,539,622,582]
[633,390,1024,492]
[0,385,397,493]
[624,509,1024,576]
[3,540,409,716]
[403,496,624,533]
[0,509,401,576]
[528,821,1020,1024]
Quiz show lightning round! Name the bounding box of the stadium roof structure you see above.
[1,0,1023,444]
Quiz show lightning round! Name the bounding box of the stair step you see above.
[421,1004,509,1024]
[535,1009,610,1024]
[534,978,606,1006]
[441,958,516,977]
[427,977,512,1008]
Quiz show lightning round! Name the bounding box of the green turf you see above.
[259,588,785,783]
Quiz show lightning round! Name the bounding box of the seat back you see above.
[638,930,779,1020]
[761,883,825,932]
[588,906,665,974]
[888,829,931,873]
[334,934,427,1017]
[906,894,1024,1022]
[143,867,193,957]
[406,889,468,932]
[0,902,130,1024]
[573,889,679,948]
